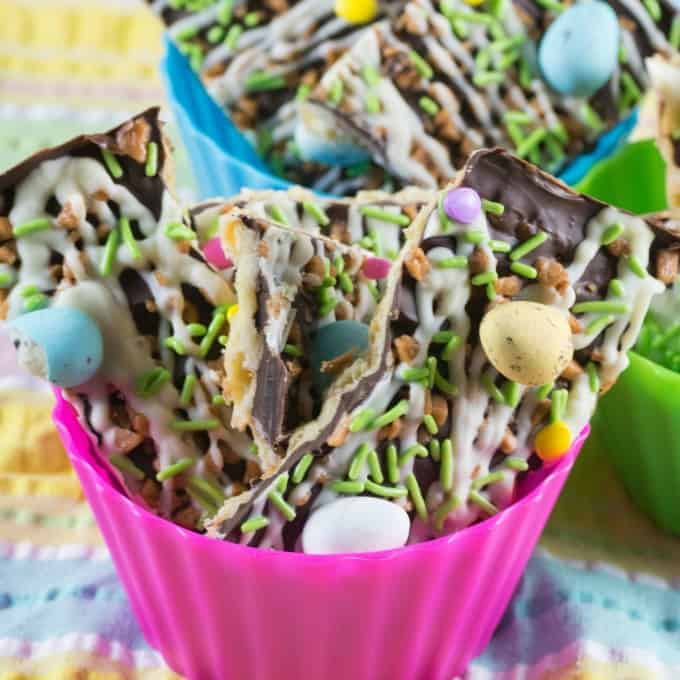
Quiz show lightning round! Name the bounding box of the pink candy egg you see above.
[202,237,233,270]
[362,256,391,280]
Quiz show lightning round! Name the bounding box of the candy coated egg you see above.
[295,105,371,167]
[335,0,379,24]
[480,301,573,386]
[310,320,369,390]
[538,1,619,98]
[362,256,391,280]
[202,237,233,270]
[302,496,410,554]
[9,307,103,388]
[443,187,481,224]
[535,420,572,463]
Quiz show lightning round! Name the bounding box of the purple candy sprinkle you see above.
[443,188,481,224]
[362,256,391,280]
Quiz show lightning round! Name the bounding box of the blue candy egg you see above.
[538,1,619,98]
[295,105,371,167]
[310,320,370,390]
[9,307,104,388]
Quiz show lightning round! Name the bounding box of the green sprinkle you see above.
[188,477,224,507]
[171,418,219,432]
[386,444,399,485]
[550,388,568,423]
[241,516,269,533]
[469,490,499,515]
[330,479,365,495]
[432,330,455,344]
[145,142,158,177]
[672,129,680,141]
[580,103,604,132]
[13,217,51,238]
[429,439,441,462]
[245,71,287,92]
[510,262,537,279]
[471,271,498,286]
[244,10,261,26]
[135,367,171,398]
[275,472,289,495]
[187,488,218,515]
[505,456,529,472]
[671,16,680,50]
[609,279,624,298]
[360,205,410,226]
[199,312,226,358]
[165,222,196,241]
[0,269,15,288]
[519,57,533,89]
[218,335,229,346]
[266,490,296,521]
[426,356,436,389]
[350,408,376,433]
[443,334,463,361]
[365,480,408,498]
[157,458,194,482]
[332,255,345,275]
[423,414,438,435]
[489,239,511,253]
[572,300,629,315]
[586,362,600,394]
[473,71,504,87]
[503,381,521,408]
[434,370,458,396]
[516,128,547,159]
[303,201,330,227]
[586,314,615,337]
[359,235,375,250]
[372,400,409,430]
[101,149,123,179]
[212,394,226,406]
[628,255,647,279]
[482,199,505,215]
[335,272,351,294]
[24,294,47,312]
[504,110,532,125]
[536,0,565,10]
[292,454,314,484]
[510,231,548,261]
[362,64,381,86]
[642,0,662,20]
[217,0,233,24]
[120,217,142,260]
[367,449,384,484]
[440,438,453,491]
[296,83,311,101]
[207,25,225,43]
[267,205,288,225]
[405,473,428,521]
[464,229,486,245]
[100,227,121,277]
[419,96,440,116]
[475,48,491,72]
[402,366,430,382]
[398,444,429,467]
[536,382,553,401]
[437,256,468,269]
[110,454,145,480]
[318,294,338,317]
[281,342,303,359]
[187,323,207,337]
[482,372,505,404]
[365,92,381,114]
[410,50,434,79]
[434,494,460,531]
[164,336,186,355]
[348,443,371,481]
[600,222,624,245]
[329,79,344,105]
[486,282,497,301]
[20,284,40,298]
[618,43,627,63]
[471,470,504,491]
[180,374,197,407]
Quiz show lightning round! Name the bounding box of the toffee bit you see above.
[394,335,420,364]
[405,247,430,281]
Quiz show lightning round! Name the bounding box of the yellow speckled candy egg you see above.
[335,0,379,23]
[480,301,573,386]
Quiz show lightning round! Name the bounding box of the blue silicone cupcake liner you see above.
[161,37,638,199]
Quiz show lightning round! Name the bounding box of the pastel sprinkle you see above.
[241,516,270,533]
[303,201,330,227]
[120,217,142,260]
[292,454,315,484]
[13,218,51,238]
[405,473,428,521]
[360,205,410,226]
[101,149,123,179]
[510,231,548,261]
[109,454,145,480]
[600,222,624,245]
[157,458,194,482]
[171,418,220,432]
[510,262,538,279]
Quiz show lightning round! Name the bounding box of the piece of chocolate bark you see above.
[0,110,259,529]
[301,0,679,187]
[208,148,680,552]
[146,0,404,192]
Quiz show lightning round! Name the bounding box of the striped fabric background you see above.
[1,2,680,678]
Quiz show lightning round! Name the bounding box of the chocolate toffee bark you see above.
[208,148,680,552]
[0,110,260,530]
[301,0,679,188]
[147,0,404,192]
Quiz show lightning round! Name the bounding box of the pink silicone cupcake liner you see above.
[53,391,588,680]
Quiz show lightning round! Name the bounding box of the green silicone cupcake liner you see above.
[579,139,678,533]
